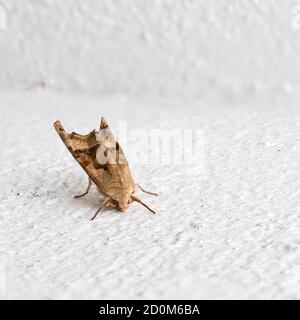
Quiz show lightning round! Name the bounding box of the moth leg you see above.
[91,197,111,220]
[131,195,156,214]
[137,185,158,196]
[74,178,93,199]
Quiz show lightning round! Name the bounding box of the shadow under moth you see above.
[54,117,157,220]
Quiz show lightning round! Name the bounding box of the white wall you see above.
[1,0,300,101]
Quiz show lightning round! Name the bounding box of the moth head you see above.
[115,192,135,212]
[116,197,130,212]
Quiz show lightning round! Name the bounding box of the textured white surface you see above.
[1,90,300,299]
[1,0,300,300]
[1,0,300,100]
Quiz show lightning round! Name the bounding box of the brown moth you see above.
[54,117,157,220]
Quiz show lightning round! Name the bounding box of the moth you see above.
[54,117,157,220]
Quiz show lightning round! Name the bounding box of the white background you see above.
[1,0,300,299]
[0,0,300,101]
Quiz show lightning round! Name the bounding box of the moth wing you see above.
[54,120,107,187]
[96,117,127,165]
[54,119,135,198]
[97,117,136,195]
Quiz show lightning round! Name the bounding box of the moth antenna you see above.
[91,196,111,220]
[131,195,156,214]
[100,117,109,129]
